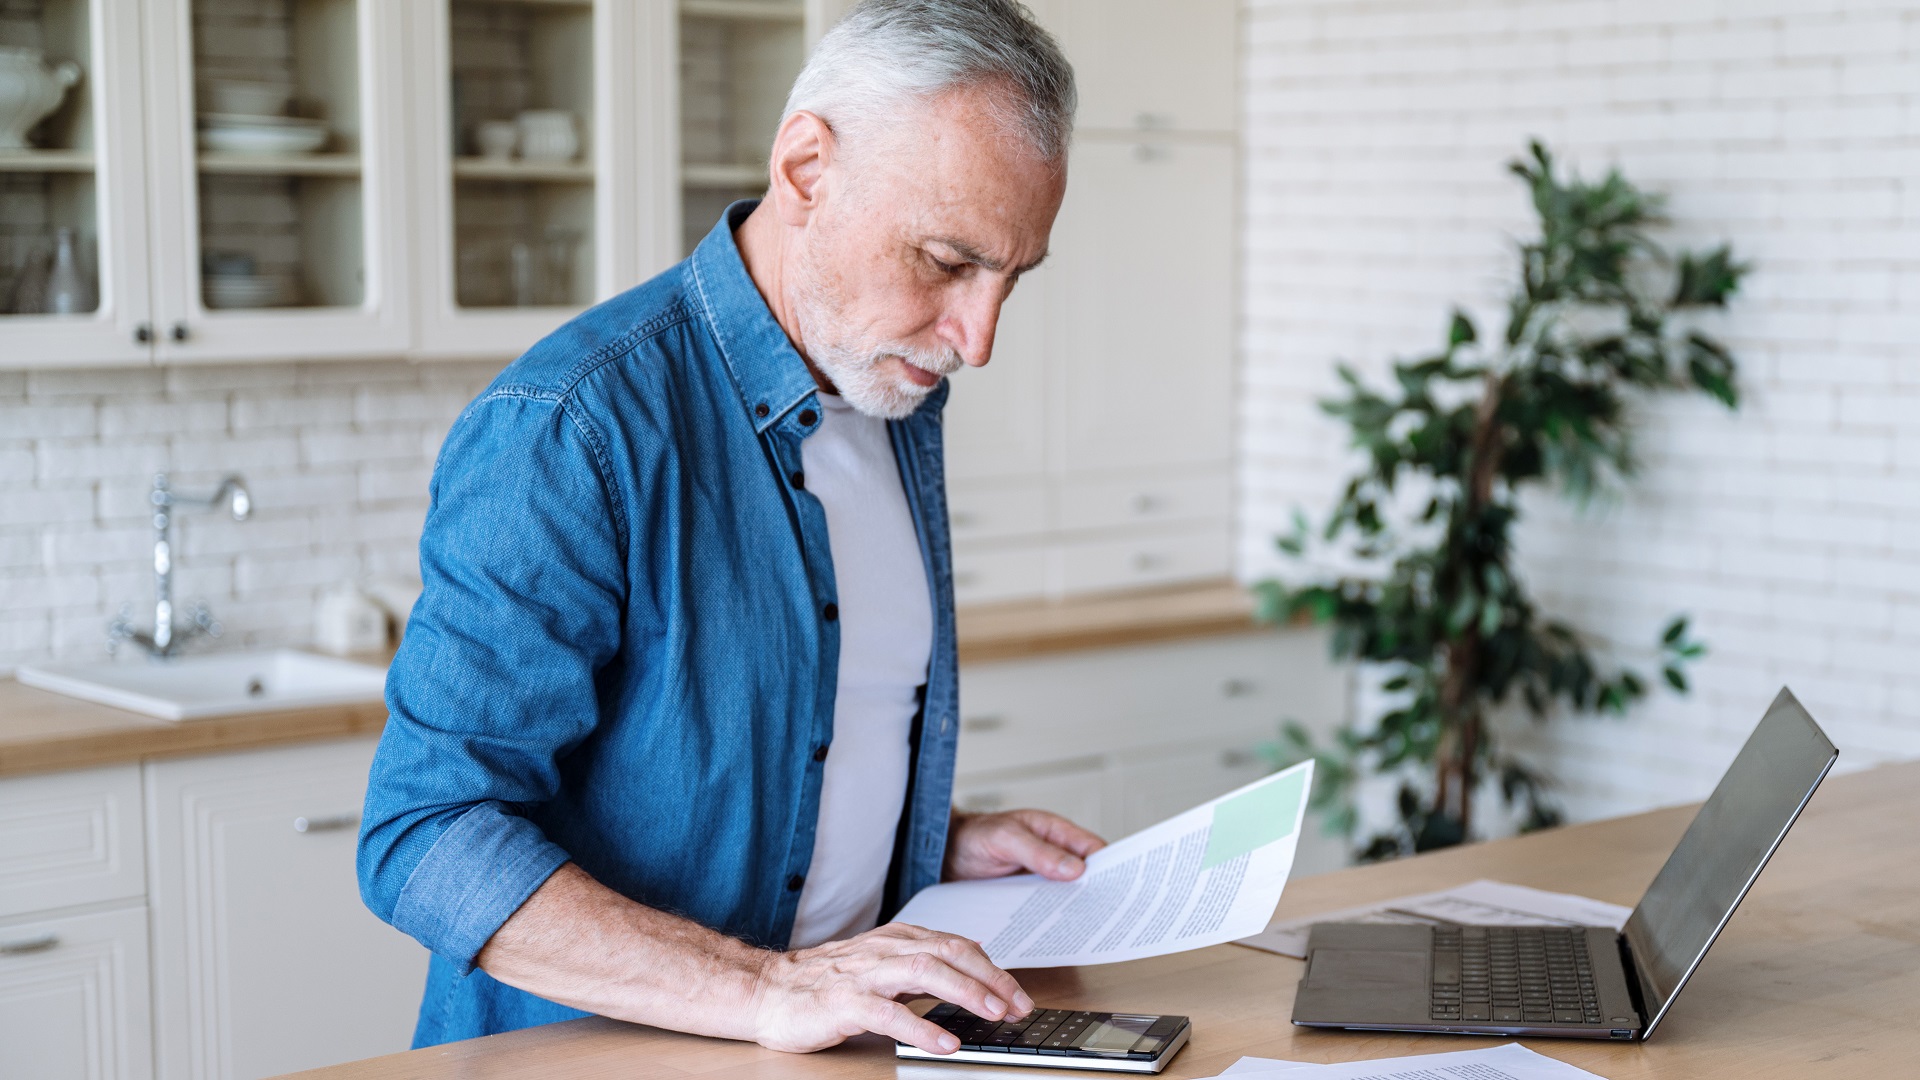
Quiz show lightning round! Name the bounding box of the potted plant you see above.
[1259,142,1746,860]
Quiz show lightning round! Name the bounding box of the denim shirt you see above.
[357,202,960,1047]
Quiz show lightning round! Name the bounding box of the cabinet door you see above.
[0,764,146,920]
[140,0,411,362]
[1048,138,1235,475]
[411,0,671,359]
[942,270,1051,484]
[0,0,154,367]
[0,905,154,1080]
[146,738,429,1080]
[1114,739,1268,836]
[1053,0,1237,133]
[955,760,1111,840]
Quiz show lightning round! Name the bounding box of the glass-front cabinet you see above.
[409,0,673,359]
[0,0,151,364]
[142,0,409,362]
[0,0,841,368]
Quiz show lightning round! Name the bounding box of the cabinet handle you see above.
[1130,493,1162,514]
[1132,144,1171,163]
[293,813,361,833]
[962,714,1008,733]
[1220,749,1259,769]
[1222,678,1256,698]
[1132,552,1168,572]
[1134,111,1173,130]
[0,934,59,956]
[169,322,189,343]
[134,322,152,344]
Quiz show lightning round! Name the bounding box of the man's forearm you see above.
[474,861,771,1040]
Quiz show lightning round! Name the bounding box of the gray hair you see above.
[782,0,1076,163]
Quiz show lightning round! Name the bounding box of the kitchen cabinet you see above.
[0,905,154,1080]
[939,2,1240,604]
[0,0,154,366]
[954,630,1349,875]
[145,738,428,1080]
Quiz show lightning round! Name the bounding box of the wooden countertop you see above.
[0,581,1261,779]
[278,759,1920,1080]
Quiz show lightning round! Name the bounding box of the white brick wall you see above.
[0,361,498,673]
[1240,0,1920,825]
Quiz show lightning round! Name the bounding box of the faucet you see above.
[108,472,251,659]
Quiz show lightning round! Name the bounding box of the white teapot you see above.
[0,48,83,150]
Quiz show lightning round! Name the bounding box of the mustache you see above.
[888,347,964,379]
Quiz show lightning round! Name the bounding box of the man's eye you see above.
[930,255,963,276]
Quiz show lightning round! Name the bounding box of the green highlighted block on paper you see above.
[1202,765,1309,869]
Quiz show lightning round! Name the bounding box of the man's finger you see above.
[917,932,1033,1016]
[989,818,1085,881]
[862,998,960,1055]
[1020,809,1107,858]
[874,952,1011,1022]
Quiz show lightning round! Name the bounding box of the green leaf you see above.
[1449,310,1477,347]
[1662,616,1688,645]
[1663,666,1688,692]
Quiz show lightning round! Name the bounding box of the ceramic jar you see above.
[0,48,82,150]
[516,109,578,163]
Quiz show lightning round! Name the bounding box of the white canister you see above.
[474,119,519,161]
[0,48,82,150]
[516,109,579,163]
[314,585,390,656]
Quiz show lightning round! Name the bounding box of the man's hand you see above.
[944,808,1107,882]
[750,922,1032,1054]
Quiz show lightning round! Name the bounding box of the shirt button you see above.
[754,403,770,418]
[823,602,838,621]
[813,744,829,762]
[799,409,818,426]
[787,873,806,892]
[790,470,805,489]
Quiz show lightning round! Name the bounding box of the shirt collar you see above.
[688,200,821,435]
[687,199,953,431]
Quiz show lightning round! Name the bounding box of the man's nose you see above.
[939,286,1004,368]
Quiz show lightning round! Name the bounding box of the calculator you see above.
[895,1003,1192,1073]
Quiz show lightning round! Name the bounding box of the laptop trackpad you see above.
[1304,949,1427,990]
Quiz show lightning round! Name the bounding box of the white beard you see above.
[793,264,963,421]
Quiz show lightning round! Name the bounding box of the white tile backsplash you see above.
[0,359,498,673]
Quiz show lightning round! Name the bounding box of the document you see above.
[1215,1043,1611,1079]
[1234,878,1632,959]
[896,761,1314,968]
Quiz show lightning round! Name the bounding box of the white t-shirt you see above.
[787,392,934,949]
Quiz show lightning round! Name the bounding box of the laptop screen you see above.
[1623,688,1837,1038]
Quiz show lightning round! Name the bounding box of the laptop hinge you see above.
[1617,934,1650,1028]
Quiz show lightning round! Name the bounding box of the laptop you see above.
[1291,687,1837,1042]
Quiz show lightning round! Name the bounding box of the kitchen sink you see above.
[16,649,388,721]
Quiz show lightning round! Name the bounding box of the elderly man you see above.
[357,0,1097,1057]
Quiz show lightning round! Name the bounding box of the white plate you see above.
[198,124,329,156]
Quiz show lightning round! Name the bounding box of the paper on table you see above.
[1234,878,1632,959]
[896,761,1314,968]
[1209,1043,1611,1080]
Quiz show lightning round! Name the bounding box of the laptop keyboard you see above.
[1430,926,1602,1025]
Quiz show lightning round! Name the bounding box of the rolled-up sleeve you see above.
[357,388,628,973]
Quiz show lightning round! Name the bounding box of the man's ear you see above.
[767,110,836,227]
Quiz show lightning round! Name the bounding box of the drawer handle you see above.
[962,714,1008,733]
[0,934,60,956]
[293,813,361,834]
[961,793,1006,813]
[1222,678,1256,698]
[1130,493,1162,514]
[1132,552,1168,572]
[1220,749,1259,769]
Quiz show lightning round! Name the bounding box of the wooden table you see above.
[282,759,1920,1079]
